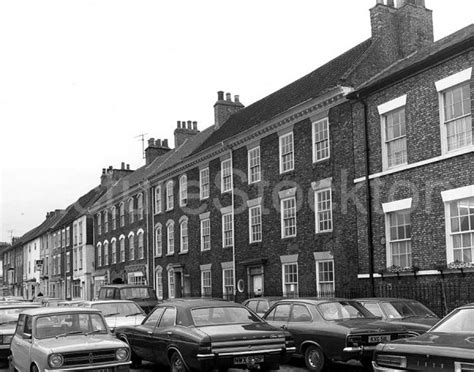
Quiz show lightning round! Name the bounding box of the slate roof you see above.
[348,24,474,97]
[193,38,374,154]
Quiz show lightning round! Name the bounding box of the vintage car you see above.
[9,307,130,372]
[115,298,295,371]
[372,303,474,371]
[77,300,146,332]
[0,303,40,360]
[97,284,158,314]
[262,298,417,372]
[356,297,439,334]
[242,297,283,317]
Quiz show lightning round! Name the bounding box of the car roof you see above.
[355,298,420,302]
[0,303,41,308]
[100,285,152,288]
[161,298,238,308]
[243,297,284,302]
[80,300,138,305]
[275,297,354,305]
[20,307,103,316]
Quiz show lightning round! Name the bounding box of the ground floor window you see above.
[72,280,81,298]
[155,266,163,300]
[128,272,146,285]
[168,269,175,299]
[222,268,234,300]
[316,260,335,297]
[282,263,298,297]
[201,270,212,297]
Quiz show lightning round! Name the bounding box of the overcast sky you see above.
[0,0,472,242]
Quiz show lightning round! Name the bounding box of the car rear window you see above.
[192,306,260,326]
[120,287,154,299]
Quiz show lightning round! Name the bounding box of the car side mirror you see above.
[23,333,32,340]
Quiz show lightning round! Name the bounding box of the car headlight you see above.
[3,335,13,344]
[115,347,129,361]
[346,335,363,347]
[376,354,407,368]
[48,353,64,368]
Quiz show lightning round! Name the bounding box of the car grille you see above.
[62,349,116,366]
[211,336,286,354]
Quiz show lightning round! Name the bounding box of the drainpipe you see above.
[362,98,376,297]
[230,149,236,300]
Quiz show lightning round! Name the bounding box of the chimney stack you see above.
[214,90,245,129]
[174,120,200,147]
[100,163,134,187]
[144,137,172,165]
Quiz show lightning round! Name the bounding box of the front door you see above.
[248,266,263,296]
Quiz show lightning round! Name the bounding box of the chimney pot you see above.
[234,95,240,103]
[226,93,231,101]
[102,168,106,174]
[127,164,130,170]
[386,0,394,6]
[121,162,125,169]
[163,139,169,148]
[108,166,113,170]
[187,120,192,129]
[376,0,384,4]
[217,91,224,101]
[193,121,197,130]
[177,121,181,128]
[148,138,155,147]
[156,139,162,147]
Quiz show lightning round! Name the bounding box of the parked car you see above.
[242,297,283,317]
[262,298,417,372]
[97,284,158,314]
[33,297,62,307]
[0,296,27,303]
[78,300,146,332]
[0,303,40,361]
[356,297,439,334]
[9,307,130,372]
[115,298,295,371]
[372,302,474,371]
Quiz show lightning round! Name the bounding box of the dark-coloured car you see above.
[371,302,474,371]
[242,297,283,317]
[263,298,417,372]
[97,284,158,314]
[0,303,40,360]
[115,298,295,371]
[356,297,439,334]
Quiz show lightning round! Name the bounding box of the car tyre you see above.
[304,345,326,372]
[170,351,189,372]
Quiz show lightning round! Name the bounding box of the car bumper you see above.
[196,347,295,370]
[44,362,131,372]
[342,346,377,361]
[372,361,405,372]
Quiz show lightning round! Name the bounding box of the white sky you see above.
[0,0,472,242]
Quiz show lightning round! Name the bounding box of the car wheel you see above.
[118,335,141,368]
[170,351,189,372]
[304,345,325,372]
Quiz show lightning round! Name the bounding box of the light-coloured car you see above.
[77,300,146,332]
[9,307,130,372]
[0,303,40,361]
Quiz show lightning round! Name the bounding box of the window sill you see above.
[249,240,262,245]
[200,196,209,201]
[312,157,330,165]
[279,169,294,176]
[178,251,188,255]
[166,253,175,257]
[315,230,333,234]
[248,179,261,185]
[201,249,211,253]
[223,245,234,249]
[281,235,297,240]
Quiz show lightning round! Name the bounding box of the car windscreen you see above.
[120,287,156,300]
[192,306,261,326]
[431,308,474,333]
[93,302,143,317]
[381,300,437,319]
[35,313,108,339]
[318,301,369,320]
[0,308,36,324]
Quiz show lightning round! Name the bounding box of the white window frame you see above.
[312,118,330,162]
[168,268,175,299]
[119,202,125,227]
[167,221,175,255]
[179,175,187,207]
[201,268,212,297]
[281,196,297,238]
[201,218,211,251]
[279,132,294,173]
[281,260,298,297]
[111,206,117,230]
[128,232,135,261]
[180,217,188,254]
[249,205,262,243]
[137,193,144,220]
[111,238,117,264]
[128,197,134,223]
[315,187,333,233]
[436,68,473,155]
[314,251,335,297]
[137,230,144,259]
[119,235,125,262]
[166,181,174,211]
[222,266,234,300]
[103,212,108,234]
[96,243,102,267]
[222,212,234,248]
[221,158,233,193]
[382,198,413,268]
[103,241,109,266]
[200,168,210,200]
[155,224,162,257]
[248,146,261,184]
[97,213,102,235]
[155,266,163,300]
[442,185,474,265]
[155,185,162,214]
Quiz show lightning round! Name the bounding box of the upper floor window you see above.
[103,210,109,233]
[129,198,135,223]
[111,239,117,264]
[435,68,472,154]
[66,227,70,246]
[281,195,297,238]
[119,203,125,227]
[97,213,102,235]
[111,206,117,230]
[279,132,294,173]
[249,205,262,243]
[97,243,102,267]
[103,241,109,266]
[221,159,232,193]
[166,181,174,211]
[73,223,77,246]
[201,218,211,251]
[180,218,188,253]
[179,175,188,207]
[312,118,330,162]
[201,269,212,297]
[155,185,162,214]
[200,168,210,199]
[248,146,261,183]
[155,224,162,257]
[78,221,83,244]
[137,230,144,259]
[167,221,175,255]
[137,194,144,220]
[315,186,333,233]
[222,212,234,248]
[119,236,125,262]
[129,234,135,261]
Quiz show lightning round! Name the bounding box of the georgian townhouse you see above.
[146,0,438,302]
[90,159,170,297]
[3,243,23,297]
[348,22,473,313]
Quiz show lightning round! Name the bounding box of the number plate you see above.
[233,355,264,365]
[368,335,391,343]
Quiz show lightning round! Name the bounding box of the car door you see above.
[131,306,164,361]
[152,307,177,365]
[286,304,316,350]
[11,314,33,372]
[264,303,291,330]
